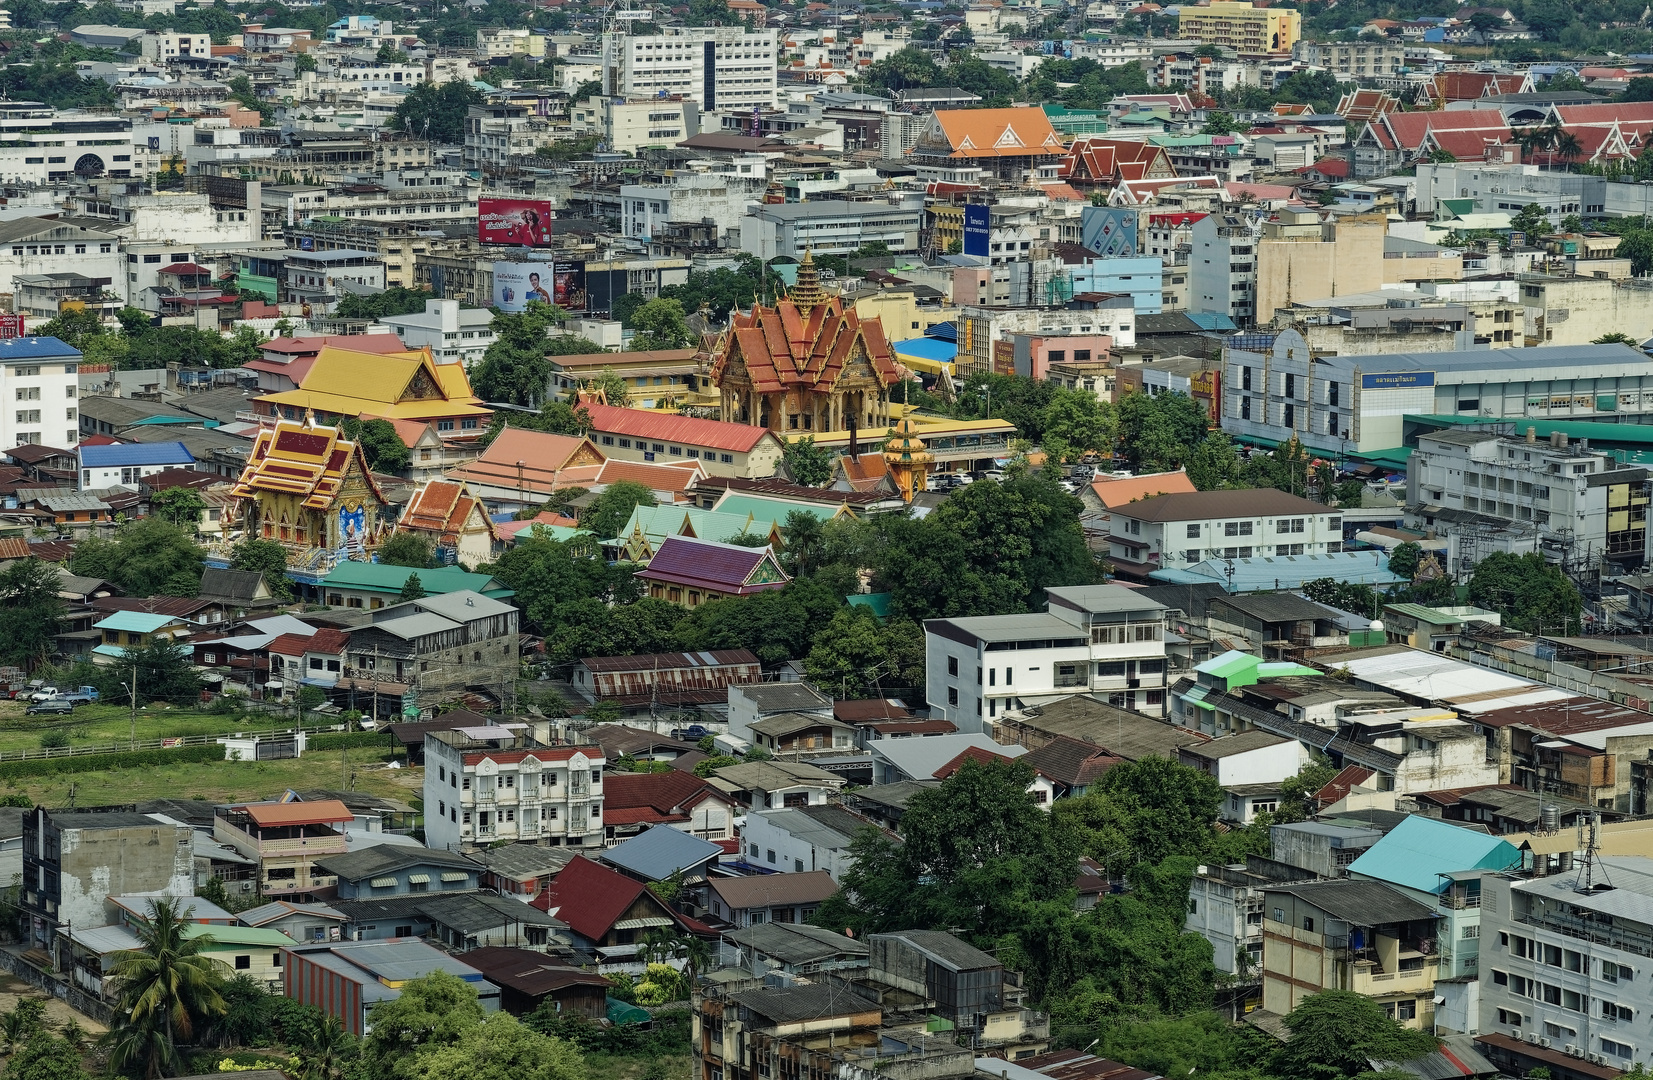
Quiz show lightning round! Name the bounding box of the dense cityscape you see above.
[4,2,1653,1080]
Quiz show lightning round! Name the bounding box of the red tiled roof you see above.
[530,855,686,941]
[444,428,605,496]
[932,744,1017,779]
[604,771,735,822]
[159,262,211,275]
[399,478,498,545]
[582,403,775,454]
[141,467,222,491]
[268,628,349,657]
[1314,764,1374,807]
[634,535,790,595]
[593,457,705,492]
[707,289,903,404]
[932,106,1064,159]
[263,334,408,357]
[235,798,353,826]
[1296,157,1351,179]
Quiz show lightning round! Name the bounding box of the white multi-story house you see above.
[1407,427,1651,573]
[572,95,701,156]
[138,31,212,60]
[1189,211,1260,325]
[422,729,606,852]
[1106,487,1343,581]
[925,584,1170,730]
[3,337,81,450]
[620,167,765,243]
[601,27,779,111]
[1477,856,1653,1072]
[378,299,496,366]
[1291,39,1407,78]
[0,218,121,302]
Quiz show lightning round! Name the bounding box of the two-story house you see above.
[314,845,483,900]
[212,799,356,899]
[925,584,1170,729]
[1107,488,1343,583]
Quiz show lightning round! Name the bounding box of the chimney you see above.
[1526,426,1536,444]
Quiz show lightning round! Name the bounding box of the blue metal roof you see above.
[926,322,958,342]
[1346,814,1521,896]
[79,441,194,467]
[0,336,81,360]
[1184,312,1237,331]
[598,825,723,882]
[891,337,957,362]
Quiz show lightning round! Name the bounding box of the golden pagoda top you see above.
[883,417,934,466]
[789,248,828,315]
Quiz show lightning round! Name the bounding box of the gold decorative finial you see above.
[790,248,827,314]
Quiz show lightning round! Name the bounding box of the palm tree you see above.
[105,899,228,1078]
[297,1012,356,1080]
[679,934,713,984]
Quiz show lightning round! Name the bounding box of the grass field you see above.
[0,701,335,754]
[0,747,423,808]
[586,1054,692,1080]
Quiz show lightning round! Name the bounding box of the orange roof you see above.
[1092,469,1198,509]
[593,457,707,493]
[583,403,780,453]
[229,421,385,510]
[236,799,353,826]
[933,106,1065,159]
[710,285,902,402]
[399,478,499,545]
[444,428,606,496]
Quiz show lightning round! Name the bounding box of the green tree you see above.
[149,487,207,529]
[1511,202,1551,237]
[6,1031,92,1080]
[1184,432,1243,490]
[1275,760,1339,823]
[579,481,658,541]
[100,639,204,707]
[1039,389,1115,462]
[1277,990,1438,1080]
[1302,577,1380,619]
[1594,331,1639,344]
[1468,550,1583,634]
[862,46,941,92]
[470,303,564,407]
[803,608,925,700]
[1387,541,1423,581]
[627,298,694,351]
[362,972,485,1080]
[1054,756,1224,869]
[399,573,428,601]
[379,533,433,570]
[106,899,228,1079]
[70,518,204,597]
[1116,392,1210,473]
[673,577,847,670]
[334,286,435,321]
[294,52,318,73]
[386,80,485,143]
[1202,110,1241,135]
[341,418,412,474]
[782,436,835,486]
[34,307,106,351]
[0,558,65,669]
[408,1013,584,1080]
[580,367,631,407]
[228,537,294,603]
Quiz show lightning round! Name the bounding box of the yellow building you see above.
[1178,2,1300,54]
[1254,210,1386,325]
[229,421,389,566]
[846,289,958,346]
[252,344,491,436]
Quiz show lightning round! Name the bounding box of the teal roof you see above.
[1346,815,1521,896]
[847,592,891,618]
[711,493,849,524]
[1407,414,1653,450]
[614,505,777,549]
[320,562,514,598]
[1198,649,1260,681]
[94,611,183,633]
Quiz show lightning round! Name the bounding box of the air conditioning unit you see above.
[1589,1054,1608,1066]
[1525,1033,1542,1045]
[1540,1038,1553,1049]
[1566,1046,1585,1058]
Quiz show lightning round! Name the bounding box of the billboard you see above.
[479,197,554,247]
[963,204,990,258]
[1360,371,1435,390]
[1081,205,1138,258]
[492,261,586,313]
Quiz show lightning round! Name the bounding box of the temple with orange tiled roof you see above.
[708,251,902,437]
[228,420,389,571]
[909,106,1067,184]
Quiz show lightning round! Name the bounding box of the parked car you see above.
[27,686,60,703]
[59,686,99,705]
[25,699,74,716]
[672,724,710,741]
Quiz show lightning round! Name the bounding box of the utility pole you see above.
[129,661,138,751]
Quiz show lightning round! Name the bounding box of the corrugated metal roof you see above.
[95,610,184,633]
[80,441,194,467]
[1345,814,1521,895]
[598,824,724,881]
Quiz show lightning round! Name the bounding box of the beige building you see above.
[570,94,701,156]
[1178,2,1301,54]
[1253,210,1386,323]
[1518,274,1653,346]
[845,287,956,342]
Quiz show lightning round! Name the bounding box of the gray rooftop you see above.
[1283,342,1650,378]
[1179,729,1291,760]
[749,200,922,221]
[599,825,723,882]
[463,843,573,881]
[1047,584,1168,615]
[313,844,477,882]
[1265,879,1437,925]
[874,929,1000,971]
[928,612,1081,644]
[730,980,880,1024]
[733,682,833,714]
[871,733,1027,781]
[723,921,869,966]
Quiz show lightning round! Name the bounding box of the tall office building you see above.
[601,27,779,112]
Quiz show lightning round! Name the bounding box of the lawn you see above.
[586,1054,692,1080]
[0,748,423,808]
[0,701,327,755]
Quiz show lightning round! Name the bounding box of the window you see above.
[234,955,251,969]
[1187,524,1200,538]
[1603,1039,1634,1060]
[1302,916,1315,932]
[1225,521,1252,536]
[948,656,958,676]
[1603,1002,1633,1022]
[947,687,958,706]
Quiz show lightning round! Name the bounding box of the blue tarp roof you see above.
[891,337,957,362]
[0,336,80,360]
[1345,814,1521,895]
[598,825,723,882]
[79,441,193,467]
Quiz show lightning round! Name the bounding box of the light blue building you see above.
[1067,257,1164,314]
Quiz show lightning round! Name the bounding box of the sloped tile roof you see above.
[707,295,902,402]
[229,421,384,511]
[583,403,776,454]
[933,106,1065,158]
[634,535,790,595]
[398,479,498,545]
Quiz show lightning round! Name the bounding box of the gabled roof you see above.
[635,535,791,596]
[444,427,605,496]
[1023,736,1123,788]
[708,284,903,408]
[600,825,726,882]
[1114,487,1327,522]
[708,870,838,911]
[603,771,734,826]
[398,478,499,545]
[229,421,384,511]
[1091,469,1197,509]
[583,403,775,454]
[1345,814,1521,895]
[931,106,1065,158]
[268,628,349,657]
[258,344,487,422]
[231,799,353,828]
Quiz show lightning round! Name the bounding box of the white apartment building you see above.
[925,584,1170,729]
[422,729,606,852]
[1414,160,1605,223]
[571,95,701,156]
[0,104,156,184]
[464,103,553,171]
[621,168,763,242]
[0,218,121,301]
[741,196,924,261]
[1,337,81,451]
[601,27,779,111]
[297,62,427,96]
[476,27,545,59]
[1105,488,1343,580]
[1223,328,1653,456]
[100,188,261,245]
[1407,427,1651,572]
[1291,39,1407,77]
[379,299,496,366]
[138,31,212,60]
[1189,212,1261,325]
[1477,857,1653,1073]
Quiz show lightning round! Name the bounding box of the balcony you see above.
[1352,960,1437,995]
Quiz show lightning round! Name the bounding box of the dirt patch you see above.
[0,973,108,1034]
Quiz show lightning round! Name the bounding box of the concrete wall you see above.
[61,824,195,931]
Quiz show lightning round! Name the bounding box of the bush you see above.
[38,730,68,750]
[0,743,222,780]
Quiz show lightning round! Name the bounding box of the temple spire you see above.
[791,248,827,314]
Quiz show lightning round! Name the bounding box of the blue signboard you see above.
[963,204,990,258]
[1360,371,1436,390]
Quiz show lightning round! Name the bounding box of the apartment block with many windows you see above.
[422,728,607,852]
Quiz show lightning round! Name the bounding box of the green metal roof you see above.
[1407,414,1653,450]
[319,563,514,599]
[94,611,183,633]
[1198,649,1262,682]
[1346,814,1520,895]
[711,493,849,524]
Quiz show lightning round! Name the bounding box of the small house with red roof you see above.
[1296,157,1351,183]
[530,854,702,952]
[442,427,606,507]
[1023,735,1124,799]
[267,627,351,697]
[932,745,1059,807]
[601,771,739,844]
[636,535,790,608]
[580,402,786,480]
[396,478,499,568]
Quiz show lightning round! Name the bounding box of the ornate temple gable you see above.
[743,550,788,587]
[993,125,1024,149]
[398,359,445,403]
[568,441,606,468]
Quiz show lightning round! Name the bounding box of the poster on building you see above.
[492,261,556,312]
[993,340,1015,376]
[339,503,366,559]
[478,197,555,247]
[0,314,22,339]
[1081,206,1138,258]
[963,204,990,258]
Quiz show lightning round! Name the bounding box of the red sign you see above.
[0,314,22,339]
[478,197,554,247]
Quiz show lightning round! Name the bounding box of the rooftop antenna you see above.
[1574,810,1610,893]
